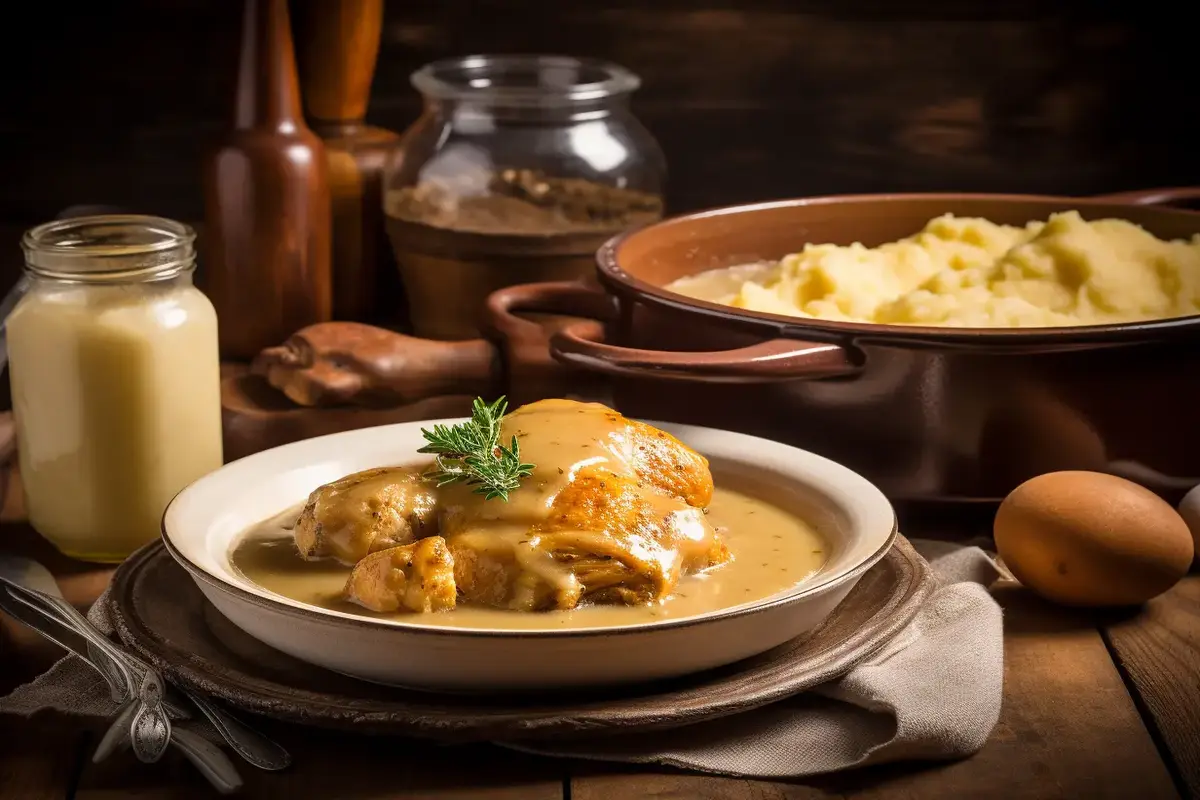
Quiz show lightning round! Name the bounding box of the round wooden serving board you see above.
[109,537,933,742]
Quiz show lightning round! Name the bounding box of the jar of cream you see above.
[8,215,223,562]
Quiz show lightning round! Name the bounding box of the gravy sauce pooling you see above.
[232,484,827,630]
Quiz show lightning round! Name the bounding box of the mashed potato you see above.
[666,211,1200,327]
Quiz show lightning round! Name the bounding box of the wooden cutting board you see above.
[220,364,475,462]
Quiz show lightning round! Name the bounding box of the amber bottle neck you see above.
[234,0,304,131]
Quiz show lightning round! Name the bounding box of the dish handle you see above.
[488,281,860,383]
[1091,187,1200,207]
[247,282,614,411]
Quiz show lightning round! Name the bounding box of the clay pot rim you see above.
[596,192,1200,347]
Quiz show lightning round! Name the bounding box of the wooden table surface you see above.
[1,479,1198,800]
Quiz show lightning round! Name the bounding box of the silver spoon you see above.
[129,669,171,763]
[88,694,241,793]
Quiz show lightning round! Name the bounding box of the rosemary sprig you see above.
[417,396,534,502]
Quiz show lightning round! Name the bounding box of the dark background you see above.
[1,0,1197,230]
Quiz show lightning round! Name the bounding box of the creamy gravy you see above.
[231,484,827,631]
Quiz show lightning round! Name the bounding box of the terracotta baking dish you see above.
[486,187,1200,504]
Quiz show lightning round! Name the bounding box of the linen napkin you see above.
[0,539,1004,779]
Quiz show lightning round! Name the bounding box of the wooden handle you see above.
[251,322,502,407]
[292,0,385,122]
[248,282,619,411]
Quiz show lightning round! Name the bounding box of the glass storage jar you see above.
[9,215,224,562]
[383,54,666,340]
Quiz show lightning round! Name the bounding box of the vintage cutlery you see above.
[171,726,244,794]
[0,586,136,706]
[88,693,242,793]
[0,554,290,771]
[128,667,171,763]
[0,569,173,763]
[183,686,290,771]
[93,695,142,763]
[0,587,242,793]
[0,561,142,702]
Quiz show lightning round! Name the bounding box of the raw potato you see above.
[994,471,1194,608]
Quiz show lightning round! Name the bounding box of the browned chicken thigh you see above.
[293,467,438,564]
[441,399,728,612]
[294,399,729,614]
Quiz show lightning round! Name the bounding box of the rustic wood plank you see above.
[77,729,564,799]
[1101,574,1200,799]
[571,584,1179,800]
[0,716,87,800]
[572,770,826,799]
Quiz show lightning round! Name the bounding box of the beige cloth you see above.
[0,539,1003,779]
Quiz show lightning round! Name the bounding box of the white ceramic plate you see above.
[162,419,896,692]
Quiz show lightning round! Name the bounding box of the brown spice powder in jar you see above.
[385,168,663,340]
[386,168,663,235]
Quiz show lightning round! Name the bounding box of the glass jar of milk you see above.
[9,215,223,562]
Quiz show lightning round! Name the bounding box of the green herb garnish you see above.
[418,396,534,502]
